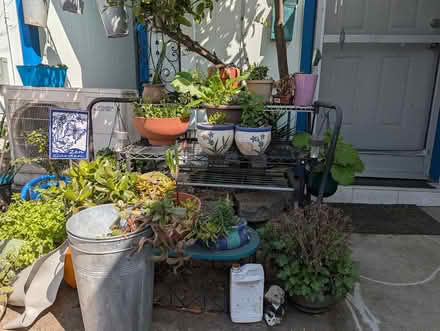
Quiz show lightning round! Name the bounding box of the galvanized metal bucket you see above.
[67,204,154,331]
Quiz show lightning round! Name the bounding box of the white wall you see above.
[39,0,137,89]
[181,0,304,79]
[0,0,23,85]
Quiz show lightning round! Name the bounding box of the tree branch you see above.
[274,0,289,79]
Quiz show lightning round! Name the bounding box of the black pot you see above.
[289,294,340,314]
[308,172,339,198]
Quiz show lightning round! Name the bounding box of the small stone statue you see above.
[263,285,286,327]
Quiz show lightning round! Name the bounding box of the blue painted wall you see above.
[136,24,149,93]
[297,0,317,132]
[15,0,42,65]
[431,111,440,181]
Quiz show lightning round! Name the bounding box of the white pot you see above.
[235,125,271,156]
[197,123,234,155]
[22,0,49,28]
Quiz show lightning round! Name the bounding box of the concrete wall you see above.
[39,1,137,89]
[181,0,304,80]
[0,0,23,85]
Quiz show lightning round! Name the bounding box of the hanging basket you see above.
[22,0,49,28]
[60,0,83,15]
[96,0,129,38]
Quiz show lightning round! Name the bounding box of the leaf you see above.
[171,72,204,98]
[176,16,192,27]
[331,165,355,186]
[292,132,311,150]
[277,254,289,267]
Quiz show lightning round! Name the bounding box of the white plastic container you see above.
[230,264,264,323]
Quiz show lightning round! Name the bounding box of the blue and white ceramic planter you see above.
[235,125,272,156]
[207,219,250,251]
[197,123,234,155]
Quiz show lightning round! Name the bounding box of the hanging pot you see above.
[22,0,49,28]
[308,172,339,198]
[96,0,129,38]
[60,0,83,15]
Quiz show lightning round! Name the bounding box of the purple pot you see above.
[294,73,318,106]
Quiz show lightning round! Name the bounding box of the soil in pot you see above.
[142,84,164,104]
[132,117,189,145]
[289,294,341,314]
[308,172,339,198]
[247,80,274,104]
[204,104,242,124]
[273,95,292,105]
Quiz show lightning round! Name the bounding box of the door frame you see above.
[312,0,440,179]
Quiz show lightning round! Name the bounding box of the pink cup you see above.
[294,73,318,106]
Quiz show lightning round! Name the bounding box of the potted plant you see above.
[196,112,234,155]
[235,92,272,156]
[194,197,249,250]
[273,75,295,105]
[132,99,191,145]
[244,63,274,103]
[96,0,129,38]
[208,64,241,89]
[142,40,167,104]
[172,71,248,124]
[292,131,364,197]
[258,202,359,314]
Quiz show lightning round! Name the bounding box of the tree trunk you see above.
[160,26,225,66]
[274,0,289,79]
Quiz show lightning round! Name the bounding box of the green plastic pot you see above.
[308,172,339,198]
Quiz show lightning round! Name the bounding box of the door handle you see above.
[339,28,346,49]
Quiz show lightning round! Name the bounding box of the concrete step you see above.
[323,183,440,206]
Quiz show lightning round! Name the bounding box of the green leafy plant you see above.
[243,63,270,81]
[108,0,224,66]
[237,91,267,128]
[152,40,167,84]
[172,71,248,106]
[14,129,68,177]
[116,196,200,272]
[133,100,191,122]
[0,195,66,286]
[41,158,140,216]
[258,202,359,302]
[194,197,240,247]
[292,131,364,185]
[207,112,227,125]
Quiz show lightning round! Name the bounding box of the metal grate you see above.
[180,167,294,191]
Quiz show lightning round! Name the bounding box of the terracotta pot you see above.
[175,192,201,212]
[247,80,274,103]
[132,117,189,145]
[142,83,164,104]
[204,104,242,124]
[64,247,77,288]
[208,65,241,88]
[273,95,292,105]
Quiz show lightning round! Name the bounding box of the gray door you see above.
[319,0,440,178]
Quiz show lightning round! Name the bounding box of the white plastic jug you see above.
[230,264,264,323]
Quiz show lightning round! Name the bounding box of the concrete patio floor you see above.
[2,208,440,330]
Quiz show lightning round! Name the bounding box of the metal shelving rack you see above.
[86,99,342,204]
